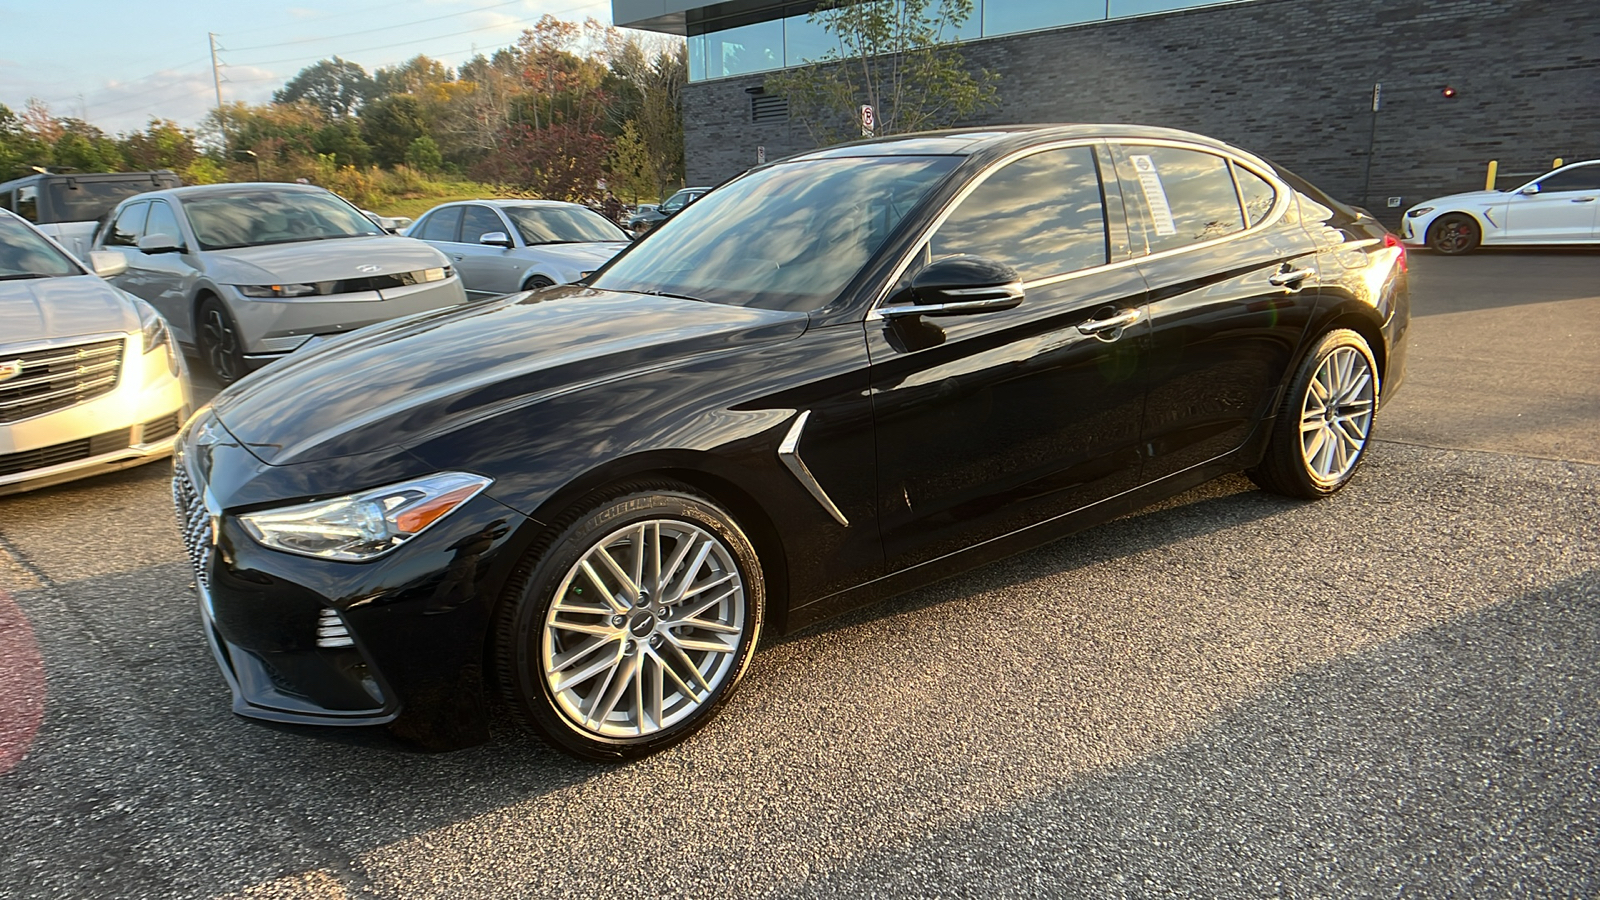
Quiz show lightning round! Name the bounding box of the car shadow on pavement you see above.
[781,568,1600,898]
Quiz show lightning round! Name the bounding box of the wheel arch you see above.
[1424,209,1487,243]
[493,450,795,644]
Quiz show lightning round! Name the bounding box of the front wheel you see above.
[522,275,555,292]
[197,297,247,386]
[495,483,765,760]
[1428,213,1480,254]
[1248,329,1380,499]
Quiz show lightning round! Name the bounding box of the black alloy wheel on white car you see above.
[1248,328,1380,499]
[494,483,765,760]
[1428,213,1480,255]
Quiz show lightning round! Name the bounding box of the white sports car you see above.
[1400,160,1600,254]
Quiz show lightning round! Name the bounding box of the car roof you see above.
[431,199,593,210]
[782,123,1260,165]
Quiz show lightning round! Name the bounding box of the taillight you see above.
[1383,233,1407,272]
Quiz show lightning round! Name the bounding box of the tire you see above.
[197,296,247,386]
[522,275,556,292]
[1248,328,1380,500]
[1427,213,1480,255]
[494,482,766,760]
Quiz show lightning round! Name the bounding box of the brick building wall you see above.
[682,0,1600,224]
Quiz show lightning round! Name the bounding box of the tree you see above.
[404,135,443,173]
[767,0,998,146]
[373,55,454,99]
[274,57,372,119]
[313,119,371,168]
[606,35,687,198]
[361,95,426,167]
[122,119,199,171]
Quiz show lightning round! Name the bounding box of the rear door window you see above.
[416,207,463,242]
[1116,145,1246,255]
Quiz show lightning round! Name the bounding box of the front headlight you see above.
[135,300,180,377]
[239,472,492,562]
[1406,207,1434,218]
[237,283,318,298]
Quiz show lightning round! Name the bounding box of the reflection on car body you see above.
[173,125,1409,760]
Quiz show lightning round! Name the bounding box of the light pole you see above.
[237,149,261,181]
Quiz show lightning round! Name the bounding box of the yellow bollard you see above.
[1485,159,1498,190]
[1553,157,1564,169]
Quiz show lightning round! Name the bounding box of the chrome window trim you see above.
[865,136,1293,320]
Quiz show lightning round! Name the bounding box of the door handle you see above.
[1077,308,1141,336]
[1572,197,1596,203]
[452,254,465,260]
[1268,266,1316,288]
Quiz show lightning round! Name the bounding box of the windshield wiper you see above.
[0,273,51,281]
[638,289,705,303]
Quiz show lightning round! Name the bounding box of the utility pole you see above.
[209,32,226,148]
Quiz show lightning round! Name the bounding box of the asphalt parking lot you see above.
[1,251,1596,899]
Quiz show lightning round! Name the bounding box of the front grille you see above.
[0,338,124,423]
[172,462,213,590]
[301,267,454,296]
[140,412,181,444]
[0,428,131,477]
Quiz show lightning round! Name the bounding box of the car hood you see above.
[203,235,450,285]
[1414,189,1505,210]
[211,286,809,466]
[0,274,138,345]
[520,241,629,269]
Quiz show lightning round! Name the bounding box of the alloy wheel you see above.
[202,307,241,382]
[541,518,747,738]
[1299,345,1376,485]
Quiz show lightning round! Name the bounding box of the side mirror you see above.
[880,255,1025,319]
[87,250,127,279]
[479,231,514,248]
[1519,184,1540,196]
[137,233,182,254]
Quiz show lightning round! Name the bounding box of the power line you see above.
[228,0,529,52]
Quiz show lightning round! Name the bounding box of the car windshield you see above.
[0,215,82,280]
[180,189,383,251]
[504,205,628,245]
[590,156,959,312]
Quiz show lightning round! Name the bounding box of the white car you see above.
[406,200,631,299]
[0,209,190,495]
[1400,159,1600,254]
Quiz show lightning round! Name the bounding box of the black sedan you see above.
[625,186,709,235]
[174,125,1409,759]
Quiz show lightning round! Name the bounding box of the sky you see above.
[0,0,621,134]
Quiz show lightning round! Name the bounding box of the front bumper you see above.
[0,332,190,496]
[174,416,533,750]
[222,275,469,363]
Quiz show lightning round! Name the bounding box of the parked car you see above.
[173,124,1408,759]
[1401,159,1600,254]
[93,183,466,385]
[626,186,709,235]
[407,200,630,299]
[0,170,180,260]
[361,210,414,234]
[0,209,189,496]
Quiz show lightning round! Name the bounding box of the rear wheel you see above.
[1428,213,1480,254]
[1248,329,1379,499]
[495,482,765,760]
[197,297,247,386]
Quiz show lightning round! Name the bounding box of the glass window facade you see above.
[687,0,1249,82]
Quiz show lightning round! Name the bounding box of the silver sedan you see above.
[407,200,632,299]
